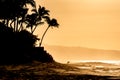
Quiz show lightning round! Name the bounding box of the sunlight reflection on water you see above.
[68,60,120,75]
[78,66,120,73]
[72,60,120,65]
[76,60,120,73]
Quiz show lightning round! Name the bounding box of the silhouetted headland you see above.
[0,0,59,64]
[0,22,54,64]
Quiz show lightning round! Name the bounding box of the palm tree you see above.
[38,5,50,17]
[0,0,36,32]
[24,5,50,34]
[39,16,59,47]
[12,0,36,32]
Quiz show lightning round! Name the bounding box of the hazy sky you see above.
[35,0,120,50]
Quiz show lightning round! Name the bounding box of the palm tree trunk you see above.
[10,20,14,28]
[6,19,9,27]
[32,26,37,34]
[14,20,16,32]
[39,25,50,47]
[16,17,19,31]
[18,23,23,31]
[31,26,33,33]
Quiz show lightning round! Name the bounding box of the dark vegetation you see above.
[0,0,59,64]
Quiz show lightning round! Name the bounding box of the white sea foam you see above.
[72,60,120,65]
[72,60,120,74]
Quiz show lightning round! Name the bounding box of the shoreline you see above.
[0,61,120,80]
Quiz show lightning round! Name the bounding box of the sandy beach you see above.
[0,61,120,80]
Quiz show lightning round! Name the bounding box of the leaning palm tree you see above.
[24,5,49,34]
[39,16,59,47]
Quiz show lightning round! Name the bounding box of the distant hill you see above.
[44,45,120,63]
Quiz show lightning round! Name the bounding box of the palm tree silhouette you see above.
[0,0,58,64]
[0,0,36,32]
[39,16,59,47]
[24,5,49,34]
[25,13,39,33]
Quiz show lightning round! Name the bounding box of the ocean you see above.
[72,60,120,65]
[70,60,120,76]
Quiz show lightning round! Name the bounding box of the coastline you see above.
[0,61,120,79]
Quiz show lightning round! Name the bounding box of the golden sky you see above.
[35,0,120,50]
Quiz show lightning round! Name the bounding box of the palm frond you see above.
[35,22,44,26]
[26,0,36,7]
[31,8,37,13]
[42,16,50,24]
[38,5,50,16]
[50,18,59,27]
